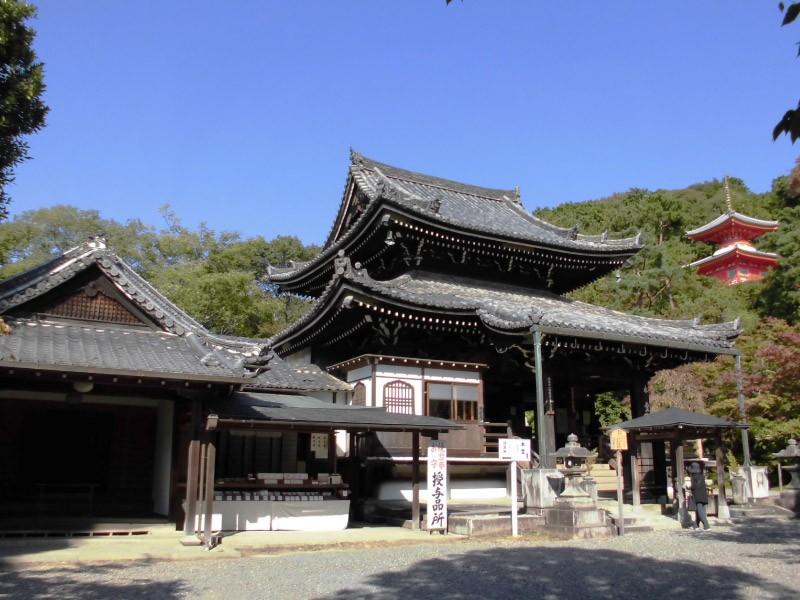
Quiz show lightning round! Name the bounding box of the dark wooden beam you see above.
[411,431,420,530]
[328,431,337,474]
[202,436,217,548]
[715,433,730,518]
[182,400,201,537]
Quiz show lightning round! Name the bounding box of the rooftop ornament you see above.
[553,433,594,504]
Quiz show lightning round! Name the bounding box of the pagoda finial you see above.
[723,176,734,212]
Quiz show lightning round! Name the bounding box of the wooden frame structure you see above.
[610,408,747,524]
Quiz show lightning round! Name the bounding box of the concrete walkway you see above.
[0,525,466,568]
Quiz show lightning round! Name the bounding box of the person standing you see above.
[689,462,710,531]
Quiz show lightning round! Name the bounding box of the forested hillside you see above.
[0,169,797,462]
[0,205,319,339]
[536,173,800,460]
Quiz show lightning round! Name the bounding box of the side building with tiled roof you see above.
[0,237,392,535]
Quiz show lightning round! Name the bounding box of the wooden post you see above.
[615,449,625,536]
[328,431,337,474]
[202,437,217,548]
[675,440,688,527]
[669,439,678,515]
[715,434,730,519]
[630,434,641,509]
[778,463,784,493]
[411,431,420,530]
[182,401,201,537]
[735,354,751,468]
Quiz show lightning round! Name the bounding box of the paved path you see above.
[1,518,798,599]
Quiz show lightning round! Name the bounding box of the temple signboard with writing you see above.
[427,440,447,532]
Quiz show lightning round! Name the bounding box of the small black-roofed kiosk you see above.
[608,408,747,523]
[268,151,743,505]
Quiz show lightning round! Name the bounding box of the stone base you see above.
[543,504,616,539]
[522,469,564,509]
[778,489,800,514]
[448,514,544,537]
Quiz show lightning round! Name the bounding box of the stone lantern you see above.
[773,439,800,514]
[552,434,593,505]
[542,433,615,538]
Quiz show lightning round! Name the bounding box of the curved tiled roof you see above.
[349,152,641,251]
[0,238,347,391]
[0,317,250,382]
[686,211,780,238]
[268,152,641,286]
[687,243,779,269]
[272,260,740,355]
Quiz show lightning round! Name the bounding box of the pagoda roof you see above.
[686,210,779,240]
[686,243,779,270]
[272,258,740,356]
[268,152,641,285]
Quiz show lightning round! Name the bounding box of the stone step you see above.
[448,513,544,537]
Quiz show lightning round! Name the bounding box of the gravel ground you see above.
[1,518,798,600]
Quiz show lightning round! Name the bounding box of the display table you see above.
[195,500,350,532]
[271,500,350,531]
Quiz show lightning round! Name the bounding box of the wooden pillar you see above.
[669,440,678,514]
[532,329,551,468]
[182,400,201,536]
[715,434,730,518]
[630,434,641,509]
[411,431,420,530]
[735,353,751,467]
[327,431,338,474]
[202,436,217,547]
[675,439,689,527]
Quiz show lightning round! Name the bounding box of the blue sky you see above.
[11,1,799,244]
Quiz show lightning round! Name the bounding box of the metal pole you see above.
[533,329,547,468]
[735,353,751,467]
[615,449,625,536]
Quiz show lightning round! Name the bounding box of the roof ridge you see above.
[351,150,514,201]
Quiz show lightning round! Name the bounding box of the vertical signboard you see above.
[610,428,628,536]
[499,438,531,537]
[427,440,448,532]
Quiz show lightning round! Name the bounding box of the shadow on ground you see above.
[322,541,798,600]
[0,561,187,599]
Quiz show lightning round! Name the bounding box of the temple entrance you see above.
[0,398,161,527]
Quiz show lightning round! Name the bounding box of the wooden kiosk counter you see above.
[185,392,457,545]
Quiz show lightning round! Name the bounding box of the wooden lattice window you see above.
[44,288,143,325]
[383,380,414,415]
[352,382,367,406]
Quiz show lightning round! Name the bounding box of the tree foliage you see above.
[0,1,47,217]
[537,169,800,462]
[0,205,319,338]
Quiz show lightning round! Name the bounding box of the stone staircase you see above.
[588,463,619,496]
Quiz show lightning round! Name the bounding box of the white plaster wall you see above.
[424,368,480,383]
[151,399,174,516]
[346,365,372,382]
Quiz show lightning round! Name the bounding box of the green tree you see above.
[0,204,318,338]
[0,0,48,217]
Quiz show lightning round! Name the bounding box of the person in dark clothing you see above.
[689,462,710,530]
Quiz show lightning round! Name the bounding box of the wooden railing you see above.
[481,422,512,456]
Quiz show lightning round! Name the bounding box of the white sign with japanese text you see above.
[426,440,448,531]
[499,438,531,462]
